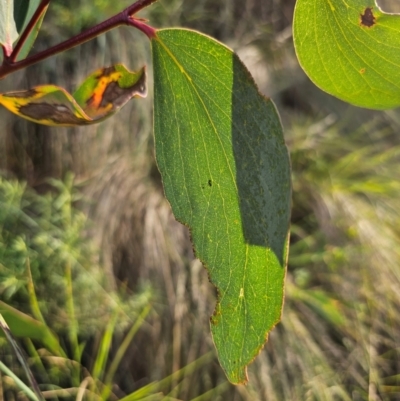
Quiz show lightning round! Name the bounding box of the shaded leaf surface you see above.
[13,0,30,33]
[0,64,147,126]
[152,29,291,384]
[14,0,46,61]
[0,0,19,55]
[293,0,400,109]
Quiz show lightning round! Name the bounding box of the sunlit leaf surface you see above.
[294,0,400,109]
[152,28,291,384]
[0,64,147,126]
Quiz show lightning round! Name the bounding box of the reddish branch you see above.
[0,0,157,80]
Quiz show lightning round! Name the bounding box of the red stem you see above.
[0,0,157,80]
[1,45,8,59]
[125,0,158,17]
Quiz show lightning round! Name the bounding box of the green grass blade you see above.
[188,381,229,401]
[0,361,38,401]
[91,308,119,382]
[25,253,46,325]
[0,314,44,401]
[0,301,64,357]
[118,354,214,401]
[101,303,152,399]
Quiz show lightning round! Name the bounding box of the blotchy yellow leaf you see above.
[0,64,146,126]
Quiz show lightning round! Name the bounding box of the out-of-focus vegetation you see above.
[0,173,151,335]
[1,0,400,400]
[0,174,153,397]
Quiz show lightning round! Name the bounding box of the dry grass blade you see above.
[0,315,43,401]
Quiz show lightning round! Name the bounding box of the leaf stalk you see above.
[0,0,157,80]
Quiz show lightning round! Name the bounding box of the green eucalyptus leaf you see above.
[15,0,45,61]
[0,0,19,55]
[152,28,291,384]
[13,0,29,33]
[293,0,400,109]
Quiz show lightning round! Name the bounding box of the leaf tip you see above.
[225,364,249,385]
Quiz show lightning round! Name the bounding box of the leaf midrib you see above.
[154,32,254,372]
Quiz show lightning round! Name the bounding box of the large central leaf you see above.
[152,29,291,384]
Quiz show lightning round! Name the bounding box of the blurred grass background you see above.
[1,0,400,400]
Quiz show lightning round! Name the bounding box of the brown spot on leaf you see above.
[210,301,221,326]
[19,103,86,125]
[85,68,147,117]
[360,7,375,27]
[2,89,38,98]
[101,66,117,76]
[360,68,366,74]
